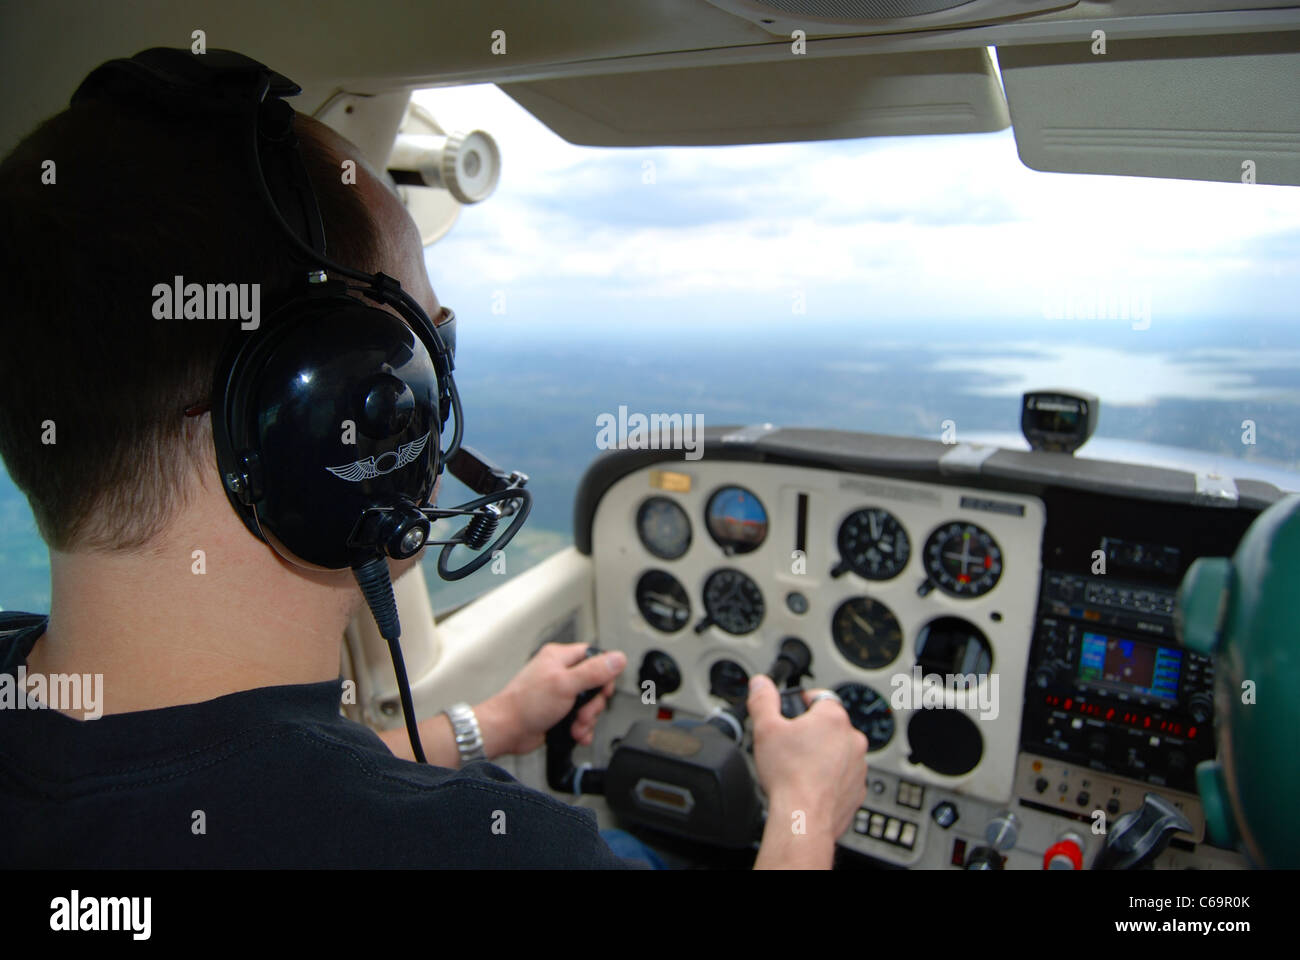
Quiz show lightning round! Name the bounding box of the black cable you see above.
[353,557,426,764]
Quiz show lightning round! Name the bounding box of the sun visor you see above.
[499,48,1009,146]
[998,31,1300,186]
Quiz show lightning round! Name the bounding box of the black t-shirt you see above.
[0,613,634,868]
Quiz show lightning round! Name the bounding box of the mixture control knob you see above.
[1043,832,1085,870]
[964,846,1004,870]
[985,811,1020,851]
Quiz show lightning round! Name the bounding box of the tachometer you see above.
[637,496,691,560]
[832,597,903,669]
[834,682,895,751]
[697,568,765,635]
[834,507,910,581]
[635,570,691,633]
[923,522,1003,598]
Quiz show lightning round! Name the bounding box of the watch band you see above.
[444,702,486,765]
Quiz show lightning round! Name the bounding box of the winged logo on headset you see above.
[325,431,431,482]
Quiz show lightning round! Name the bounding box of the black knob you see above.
[1034,662,1061,688]
[964,846,1004,870]
[1076,791,1090,807]
[1188,692,1213,725]
[1034,777,1049,794]
[1106,798,1121,816]
[638,650,681,697]
[358,373,415,438]
[931,801,958,829]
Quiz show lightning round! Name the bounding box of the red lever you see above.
[1043,838,1084,870]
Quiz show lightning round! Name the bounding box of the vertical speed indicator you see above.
[923,522,1003,598]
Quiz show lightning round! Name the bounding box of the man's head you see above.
[0,79,439,557]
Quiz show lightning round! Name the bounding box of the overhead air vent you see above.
[704,0,1076,35]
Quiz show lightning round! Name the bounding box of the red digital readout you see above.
[1043,694,1198,739]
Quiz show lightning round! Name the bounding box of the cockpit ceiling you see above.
[2,0,1298,183]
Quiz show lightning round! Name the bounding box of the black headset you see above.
[70,48,531,763]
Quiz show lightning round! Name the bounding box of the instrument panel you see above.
[576,427,1273,868]
[591,462,1047,806]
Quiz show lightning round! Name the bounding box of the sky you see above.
[408,79,1300,336]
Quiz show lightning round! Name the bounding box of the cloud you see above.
[411,84,1300,326]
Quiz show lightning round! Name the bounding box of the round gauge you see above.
[923,522,1003,598]
[635,570,691,633]
[832,597,903,669]
[916,616,993,675]
[709,659,751,702]
[699,568,765,635]
[907,710,983,776]
[836,507,911,581]
[834,682,895,751]
[705,486,767,555]
[636,497,691,560]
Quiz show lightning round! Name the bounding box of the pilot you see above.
[0,51,867,869]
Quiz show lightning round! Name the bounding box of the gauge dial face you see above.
[705,486,768,555]
[916,616,993,675]
[701,568,765,635]
[834,682,895,751]
[923,522,1003,598]
[636,570,691,633]
[832,597,903,669]
[837,507,911,580]
[637,497,691,560]
[709,659,751,702]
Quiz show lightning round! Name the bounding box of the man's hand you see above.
[479,643,627,757]
[748,674,868,869]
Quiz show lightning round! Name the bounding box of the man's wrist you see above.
[443,702,488,765]
[757,791,839,869]
[469,694,514,760]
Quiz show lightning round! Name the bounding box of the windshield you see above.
[3,81,1298,616]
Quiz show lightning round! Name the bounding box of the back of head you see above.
[0,88,383,553]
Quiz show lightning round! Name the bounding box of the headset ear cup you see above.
[210,296,441,569]
[210,315,280,545]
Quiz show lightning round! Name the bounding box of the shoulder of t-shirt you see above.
[284,719,637,868]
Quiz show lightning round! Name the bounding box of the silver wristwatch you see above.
[444,702,486,765]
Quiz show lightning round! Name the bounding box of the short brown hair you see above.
[0,96,386,551]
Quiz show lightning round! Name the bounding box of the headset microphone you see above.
[72,48,531,764]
